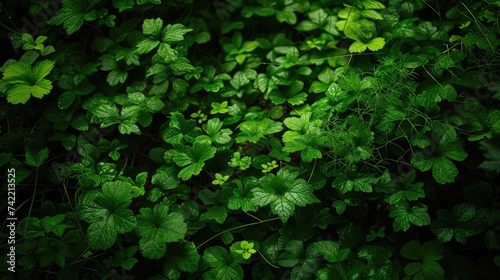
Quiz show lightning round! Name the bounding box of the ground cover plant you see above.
[0,0,499,279]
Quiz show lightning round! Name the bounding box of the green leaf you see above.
[36,237,72,268]
[172,141,217,180]
[136,38,160,54]
[164,242,200,273]
[228,184,258,212]
[389,202,431,232]
[3,60,55,104]
[411,124,467,184]
[269,80,308,105]
[78,181,137,250]
[136,204,187,259]
[203,118,233,144]
[200,206,228,224]
[202,246,244,280]
[25,148,49,167]
[401,239,445,280]
[367,37,385,51]
[151,166,180,190]
[47,0,93,34]
[430,203,483,244]
[349,40,368,53]
[479,140,500,173]
[162,23,193,43]
[277,240,320,279]
[384,171,425,205]
[314,241,350,263]
[251,166,319,222]
[162,112,199,144]
[41,214,69,237]
[142,18,163,37]
[236,118,283,143]
[282,112,327,163]
[332,173,377,194]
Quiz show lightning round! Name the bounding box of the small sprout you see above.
[261,160,278,173]
[212,173,229,185]
[234,240,257,259]
[228,152,251,170]
[210,101,230,114]
[191,110,207,123]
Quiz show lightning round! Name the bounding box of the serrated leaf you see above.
[151,166,180,190]
[390,202,431,232]
[172,141,217,180]
[142,18,163,37]
[430,204,483,244]
[78,181,137,250]
[236,118,283,143]
[202,246,244,280]
[251,166,319,222]
[47,0,87,35]
[137,205,187,259]
[314,241,349,263]
[367,37,385,51]
[200,206,228,224]
[165,242,200,273]
[162,23,193,42]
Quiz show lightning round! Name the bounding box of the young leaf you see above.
[78,181,138,250]
[136,204,187,259]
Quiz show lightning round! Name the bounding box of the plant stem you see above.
[196,217,280,249]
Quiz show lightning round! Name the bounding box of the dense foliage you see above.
[1,0,499,279]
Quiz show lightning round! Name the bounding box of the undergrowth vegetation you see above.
[1,0,499,279]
